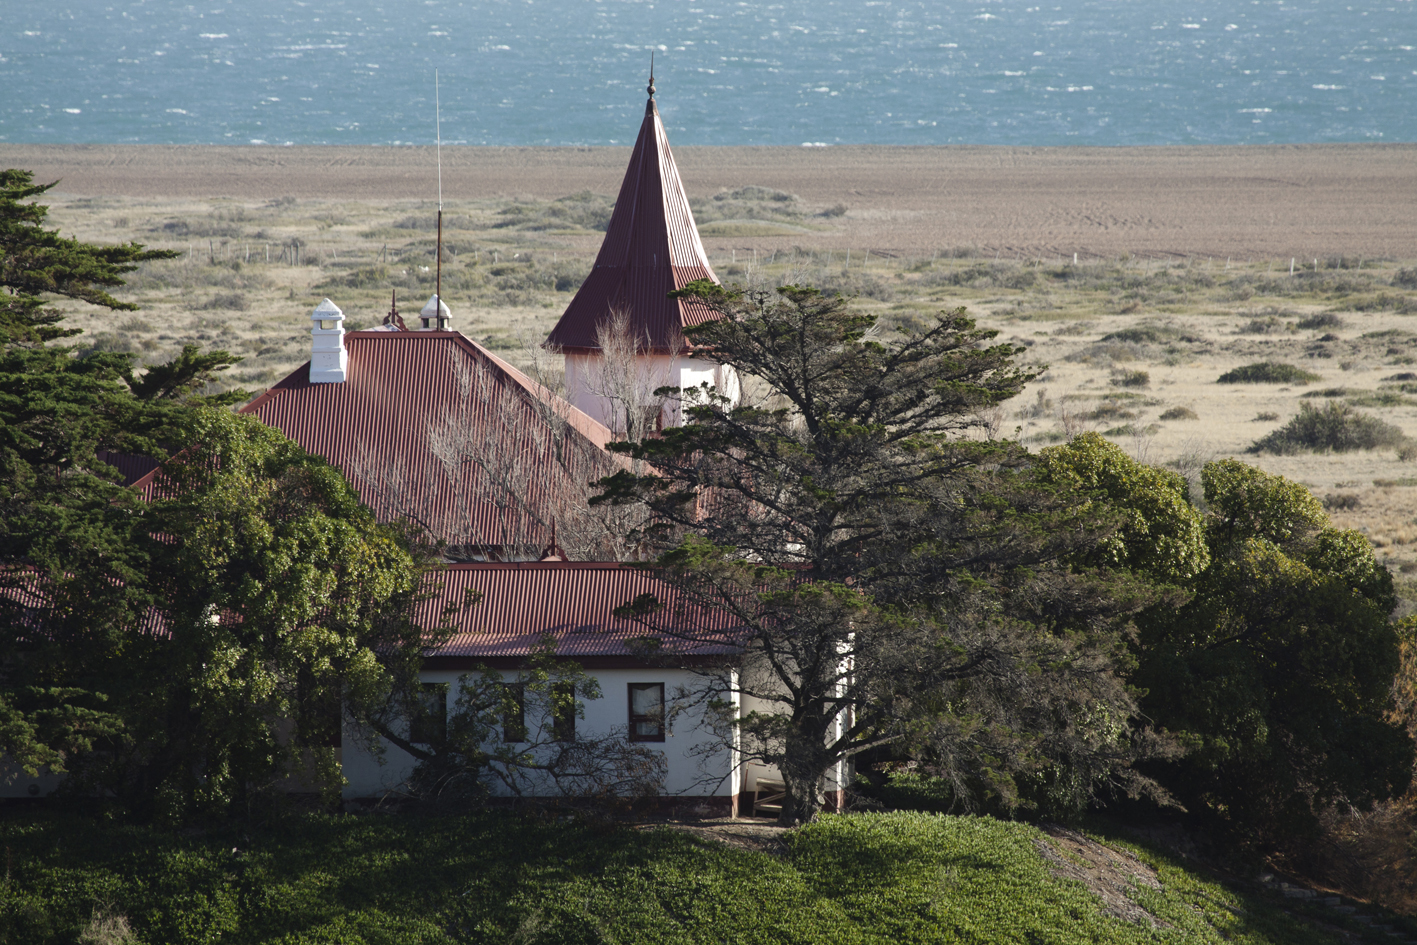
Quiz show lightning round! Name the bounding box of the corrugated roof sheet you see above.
[423,562,742,659]
[545,96,722,353]
[131,330,619,551]
[95,450,161,487]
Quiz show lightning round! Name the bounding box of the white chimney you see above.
[309,298,348,383]
[420,294,451,330]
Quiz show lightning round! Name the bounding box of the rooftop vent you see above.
[309,297,347,383]
[420,294,451,330]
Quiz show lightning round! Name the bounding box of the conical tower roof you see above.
[546,86,720,353]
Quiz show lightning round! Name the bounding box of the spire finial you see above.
[647,52,656,98]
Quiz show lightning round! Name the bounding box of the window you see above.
[551,682,576,742]
[502,684,526,743]
[409,683,448,745]
[628,683,665,742]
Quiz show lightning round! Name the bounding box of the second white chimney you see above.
[420,294,451,330]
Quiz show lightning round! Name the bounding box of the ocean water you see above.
[1,0,1412,147]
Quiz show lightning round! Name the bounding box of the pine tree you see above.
[0,169,177,347]
[600,283,1167,823]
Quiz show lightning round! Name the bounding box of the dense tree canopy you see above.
[0,169,437,819]
[1038,435,1412,842]
[602,283,1167,822]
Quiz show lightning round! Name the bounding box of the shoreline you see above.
[5,141,1416,259]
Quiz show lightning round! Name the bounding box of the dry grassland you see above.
[11,143,1417,595]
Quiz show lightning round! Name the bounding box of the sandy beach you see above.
[5,142,1415,260]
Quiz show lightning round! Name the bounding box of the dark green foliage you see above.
[0,169,177,346]
[8,410,438,821]
[1034,433,1209,587]
[0,174,425,818]
[1297,312,1345,330]
[601,283,1166,823]
[1217,362,1322,385]
[1032,445,1411,846]
[126,343,244,405]
[1250,402,1407,454]
[0,810,1345,945]
[1101,325,1195,345]
[1135,461,1411,844]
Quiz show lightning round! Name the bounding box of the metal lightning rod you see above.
[434,68,444,328]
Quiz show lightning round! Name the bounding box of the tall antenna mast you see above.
[434,68,444,328]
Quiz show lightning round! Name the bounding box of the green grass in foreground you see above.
[0,810,1340,945]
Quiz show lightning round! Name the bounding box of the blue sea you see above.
[1,0,1412,147]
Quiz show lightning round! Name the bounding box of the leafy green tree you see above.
[1140,460,1410,840]
[1038,435,1411,842]
[0,169,176,347]
[1034,432,1210,586]
[0,171,243,784]
[12,409,439,819]
[0,169,411,817]
[601,283,1166,822]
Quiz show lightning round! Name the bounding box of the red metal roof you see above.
[423,562,742,659]
[130,330,619,552]
[95,450,161,487]
[545,95,722,353]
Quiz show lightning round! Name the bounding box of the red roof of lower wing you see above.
[423,562,742,660]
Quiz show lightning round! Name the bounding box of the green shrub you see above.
[1159,406,1198,421]
[1240,315,1287,335]
[199,292,248,311]
[1297,312,1344,330]
[870,770,956,812]
[1110,369,1150,389]
[1217,362,1321,385]
[1100,325,1191,345]
[1249,402,1407,454]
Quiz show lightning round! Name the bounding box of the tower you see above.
[545,71,739,432]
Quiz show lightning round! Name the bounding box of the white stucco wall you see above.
[564,352,740,431]
[341,666,738,801]
[0,763,65,799]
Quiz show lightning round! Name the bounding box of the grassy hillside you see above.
[0,809,1371,945]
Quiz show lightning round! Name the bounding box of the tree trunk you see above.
[777,730,832,826]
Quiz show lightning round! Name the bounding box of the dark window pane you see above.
[409,683,447,745]
[502,684,526,743]
[628,683,665,741]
